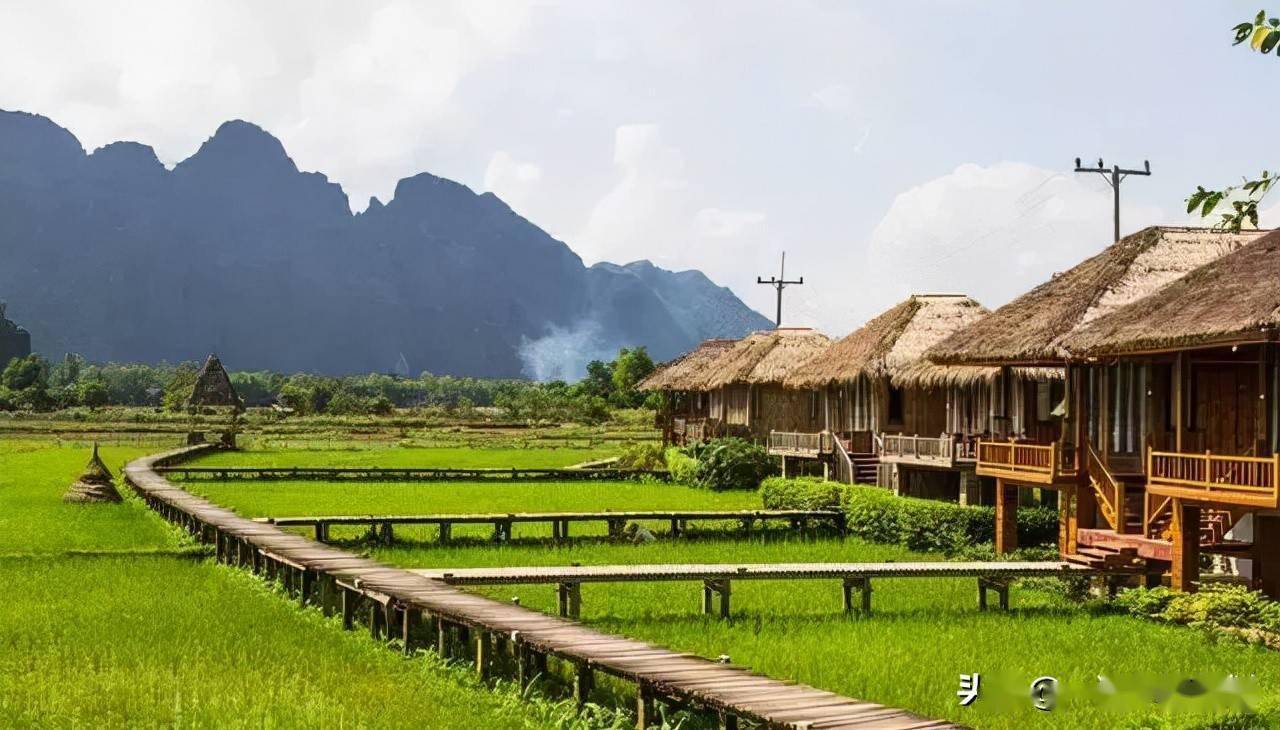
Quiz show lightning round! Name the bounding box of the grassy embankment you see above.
[0,441,585,728]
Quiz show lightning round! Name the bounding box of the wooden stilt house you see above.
[778,294,1060,498]
[927,226,1269,576]
[1058,231,1280,597]
[639,338,738,445]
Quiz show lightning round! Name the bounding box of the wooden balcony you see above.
[1147,449,1280,510]
[878,433,976,469]
[768,430,830,458]
[976,440,1078,486]
[672,417,713,444]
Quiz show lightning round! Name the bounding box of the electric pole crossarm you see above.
[1072,157,1152,243]
[757,252,804,328]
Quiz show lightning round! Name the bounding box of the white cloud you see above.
[809,83,853,113]
[483,150,543,215]
[693,208,766,238]
[862,161,1166,317]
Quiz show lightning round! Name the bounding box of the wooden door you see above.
[1195,365,1257,455]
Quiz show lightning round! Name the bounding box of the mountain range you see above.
[0,110,771,378]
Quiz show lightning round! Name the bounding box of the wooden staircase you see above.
[850,452,878,484]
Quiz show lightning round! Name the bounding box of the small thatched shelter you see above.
[187,354,243,410]
[63,443,122,503]
[927,226,1269,366]
[1063,230,1280,356]
[639,338,740,445]
[700,329,831,390]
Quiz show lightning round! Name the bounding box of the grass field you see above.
[373,533,1280,730]
[0,441,584,729]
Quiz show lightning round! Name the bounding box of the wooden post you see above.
[314,522,325,541]
[300,570,314,606]
[437,620,449,657]
[439,522,451,543]
[402,607,417,655]
[573,663,594,706]
[1257,515,1280,600]
[380,522,394,545]
[1058,484,1073,558]
[1173,352,1186,452]
[995,479,1018,555]
[475,630,490,679]
[1170,499,1201,593]
[515,639,532,690]
[557,583,581,618]
[636,685,656,729]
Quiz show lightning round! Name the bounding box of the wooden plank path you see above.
[156,465,669,482]
[260,509,845,542]
[126,446,961,729]
[410,561,1095,618]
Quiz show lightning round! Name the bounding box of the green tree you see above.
[0,355,51,411]
[1189,11,1280,229]
[77,379,109,410]
[610,346,655,408]
[578,359,614,400]
[162,362,199,412]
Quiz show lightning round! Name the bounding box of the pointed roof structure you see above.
[63,443,122,503]
[787,294,1009,388]
[1063,229,1280,356]
[697,329,831,389]
[927,226,1268,366]
[186,354,242,410]
[637,338,738,391]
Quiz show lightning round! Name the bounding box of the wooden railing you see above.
[1143,492,1173,540]
[1086,442,1124,532]
[976,440,1076,485]
[767,430,828,457]
[1148,449,1280,509]
[672,417,687,436]
[832,436,855,485]
[880,433,953,465]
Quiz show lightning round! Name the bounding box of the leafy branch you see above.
[1187,12,1280,231]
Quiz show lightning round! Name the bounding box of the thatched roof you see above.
[187,354,242,409]
[637,339,738,391]
[63,443,122,503]
[927,226,1269,366]
[1063,229,1280,356]
[699,329,831,389]
[787,294,994,388]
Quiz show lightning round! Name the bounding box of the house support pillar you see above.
[995,479,1018,555]
[1256,515,1280,600]
[1170,499,1201,593]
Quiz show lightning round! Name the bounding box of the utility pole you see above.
[1073,157,1152,242]
[757,252,803,328]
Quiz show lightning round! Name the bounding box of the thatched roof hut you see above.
[698,329,831,389]
[637,339,738,391]
[1063,229,1280,356]
[63,443,122,503]
[927,226,1268,366]
[187,354,242,410]
[786,294,1004,388]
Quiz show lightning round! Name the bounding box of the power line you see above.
[757,252,803,328]
[1073,157,1152,242]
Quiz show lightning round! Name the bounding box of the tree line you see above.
[0,347,657,424]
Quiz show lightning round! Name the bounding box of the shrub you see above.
[616,442,665,470]
[1113,585,1176,620]
[686,437,777,491]
[756,479,1060,553]
[759,477,842,510]
[664,447,699,485]
[1116,584,1280,639]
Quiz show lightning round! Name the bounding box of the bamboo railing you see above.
[879,433,952,465]
[976,439,1076,484]
[1147,448,1280,509]
[767,431,827,457]
[832,435,855,485]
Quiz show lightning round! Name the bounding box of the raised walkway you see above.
[157,465,667,481]
[261,509,844,542]
[126,446,958,729]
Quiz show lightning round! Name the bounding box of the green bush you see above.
[684,437,777,491]
[1116,584,1280,637]
[616,442,665,470]
[756,478,1059,553]
[759,476,843,510]
[664,447,699,485]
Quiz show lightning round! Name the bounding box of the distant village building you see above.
[0,302,31,369]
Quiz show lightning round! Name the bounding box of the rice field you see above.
[189,445,619,469]
[0,441,589,729]
[9,439,1280,729]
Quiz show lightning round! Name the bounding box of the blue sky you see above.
[0,1,1272,333]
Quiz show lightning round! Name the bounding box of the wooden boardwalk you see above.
[157,465,668,482]
[411,561,1093,618]
[261,509,845,542]
[126,446,960,729]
